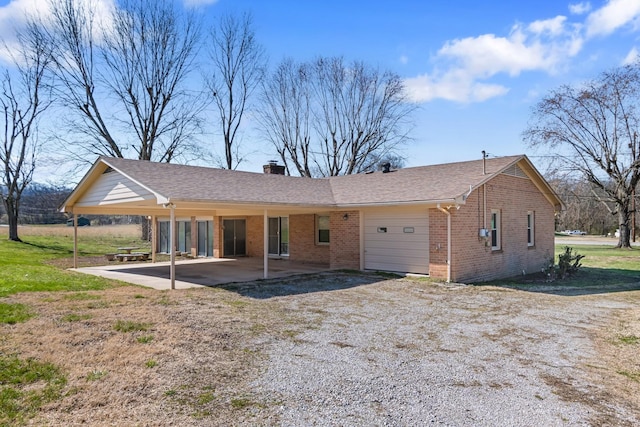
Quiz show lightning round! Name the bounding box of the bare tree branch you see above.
[258,56,414,177]
[207,12,266,170]
[35,0,204,163]
[524,62,640,247]
[1,22,53,241]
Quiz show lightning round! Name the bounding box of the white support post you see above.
[263,210,269,279]
[73,213,78,269]
[170,205,176,289]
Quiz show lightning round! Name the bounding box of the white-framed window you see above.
[316,215,330,245]
[491,209,501,251]
[527,211,534,247]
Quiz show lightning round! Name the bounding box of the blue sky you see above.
[1,0,640,180]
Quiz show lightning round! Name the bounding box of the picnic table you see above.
[117,247,139,254]
[105,247,149,262]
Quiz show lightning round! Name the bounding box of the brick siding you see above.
[329,211,360,270]
[446,174,555,282]
[289,214,330,265]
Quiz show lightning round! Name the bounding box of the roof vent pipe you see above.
[382,162,391,173]
[482,151,487,175]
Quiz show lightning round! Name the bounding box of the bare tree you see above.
[524,63,640,248]
[258,56,414,177]
[39,0,203,162]
[207,12,266,169]
[102,0,203,162]
[1,22,52,241]
[258,59,313,176]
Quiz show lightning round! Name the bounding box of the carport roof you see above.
[61,154,562,213]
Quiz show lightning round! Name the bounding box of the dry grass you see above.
[0,224,141,238]
[0,285,303,426]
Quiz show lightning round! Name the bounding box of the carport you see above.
[60,157,334,289]
[73,257,329,290]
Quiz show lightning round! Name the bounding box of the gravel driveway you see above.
[241,275,639,426]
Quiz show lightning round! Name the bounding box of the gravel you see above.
[248,277,639,426]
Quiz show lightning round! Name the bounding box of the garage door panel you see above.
[365,247,426,258]
[364,228,428,237]
[362,239,428,251]
[364,210,429,274]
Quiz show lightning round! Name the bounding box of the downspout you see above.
[436,204,451,283]
[483,184,487,230]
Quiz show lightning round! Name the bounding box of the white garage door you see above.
[364,210,429,274]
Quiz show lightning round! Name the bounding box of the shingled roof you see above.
[61,154,561,212]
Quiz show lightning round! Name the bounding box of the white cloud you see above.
[0,0,116,65]
[623,46,639,64]
[585,0,640,37]
[569,2,591,15]
[405,18,583,103]
[399,55,409,65]
[404,71,509,104]
[528,16,567,36]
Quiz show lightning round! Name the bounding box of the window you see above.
[158,220,192,254]
[527,211,534,247]
[491,209,501,251]
[317,215,330,244]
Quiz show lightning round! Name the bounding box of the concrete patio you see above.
[73,257,330,290]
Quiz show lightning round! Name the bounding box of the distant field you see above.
[0,224,141,238]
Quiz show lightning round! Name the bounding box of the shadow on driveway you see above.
[216,271,397,299]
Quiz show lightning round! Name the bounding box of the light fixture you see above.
[343,213,349,220]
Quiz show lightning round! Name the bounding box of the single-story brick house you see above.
[60,154,562,285]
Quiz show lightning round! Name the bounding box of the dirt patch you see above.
[1,273,639,425]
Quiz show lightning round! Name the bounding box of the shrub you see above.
[543,246,584,281]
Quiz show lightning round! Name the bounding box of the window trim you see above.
[527,211,535,247]
[491,209,501,251]
[316,215,330,245]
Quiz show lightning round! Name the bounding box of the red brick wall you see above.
[245,215,263,257]
[289,214,330,265]
[213,216,221,258]
[329,211,360,270]
[447,174,555,282]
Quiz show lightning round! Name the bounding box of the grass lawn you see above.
[0,225,149,297]
[0,225,148,425]
[483,243,640,292]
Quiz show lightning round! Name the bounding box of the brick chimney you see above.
[263,160,285,175]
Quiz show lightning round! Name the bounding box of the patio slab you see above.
[73,257,330,290]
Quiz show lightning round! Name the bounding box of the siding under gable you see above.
[75,170,158,207]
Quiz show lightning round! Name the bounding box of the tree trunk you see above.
[617,206,632,248]
[140,216,151,242]
[3,197,22,242]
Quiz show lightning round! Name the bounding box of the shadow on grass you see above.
[22,241,74,254]
[481,267,640,296]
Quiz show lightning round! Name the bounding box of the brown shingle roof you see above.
[78,154,543,209]
[102,157,334,206]
[328,155,522,205]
